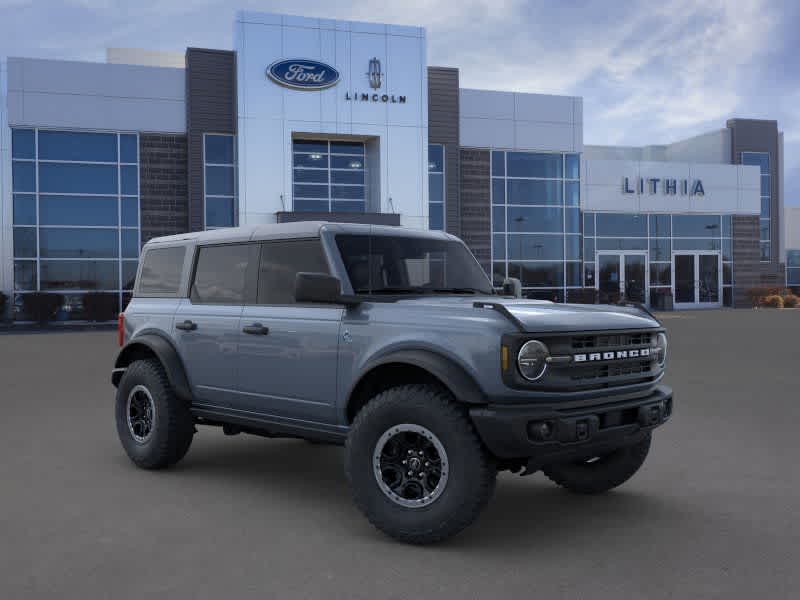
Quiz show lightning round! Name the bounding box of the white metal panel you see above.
[349,32,388,126]
[514,92,573,123]
[282,26,326,124]
[237,23,283,121]
[239,117,285,217]
[386,124,425,221]
[459,89,514,120]
[387,34,423,127]
[514,121,574,152]
[459,117,514,149]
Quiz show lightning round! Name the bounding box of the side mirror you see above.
[502,277,522,298]
[295,272,344,304]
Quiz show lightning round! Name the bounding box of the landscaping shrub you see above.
[762,295,784,309]
[782,294,799,308]
[21,293,64,324]
[82,292,119,322]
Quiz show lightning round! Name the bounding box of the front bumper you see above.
[469,385,673,464]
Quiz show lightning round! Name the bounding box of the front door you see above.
[233,239,343,425]
[596,252,648,304]
[672,252,721,309]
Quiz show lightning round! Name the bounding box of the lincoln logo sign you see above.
[623,176,705,196]
[574,348,651,362]
[266,59,340,90]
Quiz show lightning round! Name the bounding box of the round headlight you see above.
[655,332,668,367]
[517,340,550,381]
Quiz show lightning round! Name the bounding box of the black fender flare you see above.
[349,349,487,408]
[112,333,193,402]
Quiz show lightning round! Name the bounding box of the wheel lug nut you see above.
[408,450,413,455]
[407,471,413,476]
[402,460,407,465]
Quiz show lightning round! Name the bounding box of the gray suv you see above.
[112,222,672,544]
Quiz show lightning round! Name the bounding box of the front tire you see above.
[345,385,496,544]
[115,359,194,470]
[542,434,652,494]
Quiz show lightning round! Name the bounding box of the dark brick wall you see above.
[139,134,189,244]
[428,67,460,237]
[186,48,237,232]
[459,149,491,274]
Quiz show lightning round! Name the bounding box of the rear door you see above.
[233,239,343,424]
[173,242,259,407]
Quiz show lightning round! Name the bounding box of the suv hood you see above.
[393,296,659,332]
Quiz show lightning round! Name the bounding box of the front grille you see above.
[570,360,652,382]
[571,332,652,349]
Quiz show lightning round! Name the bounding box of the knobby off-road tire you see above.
[115,359,194,470]
[542,434,652,494]
[345,384,496,544]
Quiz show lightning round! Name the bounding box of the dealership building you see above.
[0,10,794,318]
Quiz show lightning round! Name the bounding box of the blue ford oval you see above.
[267,59,340,90]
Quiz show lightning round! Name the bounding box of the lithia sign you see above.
[267,57,406,103]
[623,176,705,196]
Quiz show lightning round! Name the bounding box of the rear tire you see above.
[115,359,194,470]
[345,384,496,544]
[542,434,651,494]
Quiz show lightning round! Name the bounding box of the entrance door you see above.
[596,252,648,304]
[672,252,721,308]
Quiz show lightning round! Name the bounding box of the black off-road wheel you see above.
[345,384,496,544]
[115,359,194,470]
[542,434,652,494]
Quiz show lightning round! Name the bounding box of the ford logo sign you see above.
[267,59,340,90]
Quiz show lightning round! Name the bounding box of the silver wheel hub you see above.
[373,424,449,508]
[126,385,156,444]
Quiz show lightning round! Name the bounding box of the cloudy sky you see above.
[2,0,798,204]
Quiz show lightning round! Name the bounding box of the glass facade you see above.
[204,134,237,229]
[491,150,580,301]
[292,140,366,212]
[11,128,140,319]
[742,152,770,261]
[428,144,444,230]
[788,250,800,288]
[584,212,733,306]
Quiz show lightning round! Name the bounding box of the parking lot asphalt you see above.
[1,309,799,599]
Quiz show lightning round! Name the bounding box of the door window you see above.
[190,244,253,304]
[257,240,329,305]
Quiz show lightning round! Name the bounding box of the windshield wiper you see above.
[353,287,427,295]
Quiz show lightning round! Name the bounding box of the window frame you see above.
[134,245,189,298]
[203,133,237,230]
[188,242,259,306]
[253,238,332,306]
[292,139,366,214]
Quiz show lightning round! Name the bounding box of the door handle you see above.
[175,320,197,331]
[242,323,269,335]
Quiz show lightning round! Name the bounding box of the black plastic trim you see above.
[112,333,193,402]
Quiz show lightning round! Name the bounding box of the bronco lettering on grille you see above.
[573,348,650,362]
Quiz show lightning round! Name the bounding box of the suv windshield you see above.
[335,234,493,296]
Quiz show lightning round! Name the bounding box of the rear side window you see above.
[137,246,186,296]
[257,239,329,304]
[191,244,253,304]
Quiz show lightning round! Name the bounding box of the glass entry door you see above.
[596,252,648,304]
[672,252,721,308]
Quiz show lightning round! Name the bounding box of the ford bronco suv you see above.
[112,222,672,544]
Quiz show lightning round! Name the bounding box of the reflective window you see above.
[507,180,562,205]
[429,144,445,230]
[204,134,237,229]
[787,251,800,286]
[12,129,35,159]
[742,151,770,260]
[649,214,671,238]
[137,246,186,296]
[257,240,330,304]
[293,139,365,214]
[40,228,118,259]
[492,150,580,299]
[191,244,252,304]
[39,195,118,226]
[10,128,140,317]
[649,239,671,262]
[38,131,117,162]
[40,260,119,291]
[507,152,562,178]
[673,214,721,237]
[39,163,118,194]
[13,194,36,225]
[596,213,647,237]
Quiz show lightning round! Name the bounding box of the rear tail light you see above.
[117,313,125,347]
